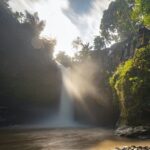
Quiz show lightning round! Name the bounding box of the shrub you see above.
[110,45,150,126]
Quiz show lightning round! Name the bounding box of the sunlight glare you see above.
[33,0,80,56]
[60,59,110,120]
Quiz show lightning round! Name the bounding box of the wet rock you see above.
[115,146,150,150]
[115,126,150,139]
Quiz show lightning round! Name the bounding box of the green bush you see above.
[110,45,150,126]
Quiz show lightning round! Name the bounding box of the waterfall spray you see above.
[49,63,80,127]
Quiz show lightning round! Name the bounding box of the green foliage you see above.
[110,45,150,125]
[94,36,105,50]
[100,0,137,43]
[76,43,92,62]
[72,37,92,63]
[132,0,150,27]
[0,1,61,125]
[23,11,45,36]
[55,51,72,67]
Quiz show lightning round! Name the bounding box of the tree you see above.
[0,0,9,8]
[110,44,150,125]
[94,36,105,50]
[72,37,83,50]
[55,51,72,67]
[100,0,136,43]
[132,0,150,27]
[72,37,92,63]
[0,1,61,126]
[23,11,45,37]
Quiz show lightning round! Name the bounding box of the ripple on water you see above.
[0,128,149,150]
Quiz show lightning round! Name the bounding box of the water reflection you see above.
[0,128,149,150]
[0,128,111,150]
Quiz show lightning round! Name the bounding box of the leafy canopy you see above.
[100,0,136,43]
[132,0,150,27]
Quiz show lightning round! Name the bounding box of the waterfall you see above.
[58,77,74,123]
[49,63,80,127]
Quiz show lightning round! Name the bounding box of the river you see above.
[0,128,149,150]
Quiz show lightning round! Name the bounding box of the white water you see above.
[58,78,74,123]
[49,64,80,127]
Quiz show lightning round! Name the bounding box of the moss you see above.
[110,44,150,126]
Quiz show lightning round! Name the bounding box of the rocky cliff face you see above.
[102,27,150,74]
[109,28,150,128]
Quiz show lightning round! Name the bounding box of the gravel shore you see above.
[115,146,150,150]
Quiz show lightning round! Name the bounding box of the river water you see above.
[0,128,149,150]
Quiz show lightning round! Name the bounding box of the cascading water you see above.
[49,63,80,127]
[58,78,74,122]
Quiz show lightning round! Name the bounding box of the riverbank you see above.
[115,126,150,139]
[91,138,150,150]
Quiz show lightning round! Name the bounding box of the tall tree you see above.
[55,51,72,67]
[23,11,45,37]
[0,1,61,126]
[100,0,136,43]
[72,37,92,63]
[94,36,105,51]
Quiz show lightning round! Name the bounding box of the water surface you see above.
[0,128,149,150]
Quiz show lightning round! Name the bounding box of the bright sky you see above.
[9,0,112,56]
